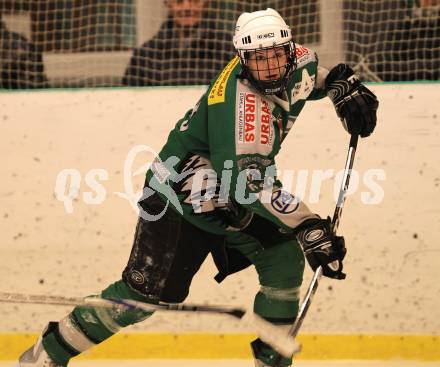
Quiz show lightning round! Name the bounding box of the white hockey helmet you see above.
[233,8,297,94]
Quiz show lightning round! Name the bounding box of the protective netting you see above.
[345,0,440,81]
[0,0,438,88]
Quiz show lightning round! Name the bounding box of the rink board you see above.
[1,85,440,363]
[1,333,439,361]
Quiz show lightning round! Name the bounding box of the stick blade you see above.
[245,313,302,358]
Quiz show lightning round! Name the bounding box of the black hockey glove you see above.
[325,64,378,138]
[296,217,347,280]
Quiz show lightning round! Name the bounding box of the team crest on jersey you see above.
[236,81,276,155]
[271,189,300,214]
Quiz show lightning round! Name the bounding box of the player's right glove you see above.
[296,217,347,280]
[325,63,378,138]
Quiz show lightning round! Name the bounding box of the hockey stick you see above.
[0,291,300,358]
[273,133,359,366]
[331,133,359,233]
[0,291,246,317]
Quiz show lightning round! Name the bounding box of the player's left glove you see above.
[326,63,378,138]
[296,217,347,280]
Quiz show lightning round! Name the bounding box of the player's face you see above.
[167,0,207,28]
[246,46,289,82]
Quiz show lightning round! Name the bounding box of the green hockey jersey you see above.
[145,44,327,235]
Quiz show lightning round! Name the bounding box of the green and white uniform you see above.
[37,45,329,367]
[147,44,326,236]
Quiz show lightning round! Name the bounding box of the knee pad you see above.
[256,239,305,290]
[259,285,301,302]
[251,240,305,320]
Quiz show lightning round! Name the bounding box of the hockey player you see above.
[18,8,378,367]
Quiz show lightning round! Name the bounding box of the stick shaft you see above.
[0,292,84,307]
[273,134,359,366]
[285,265,323,340]
[0,291,245,317]
[332,133,359,233]
[293,134,359,337]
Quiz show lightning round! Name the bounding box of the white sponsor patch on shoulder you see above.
[295,44,317,68]
[235,80,276,155]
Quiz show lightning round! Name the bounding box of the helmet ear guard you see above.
[233,8,298,95]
